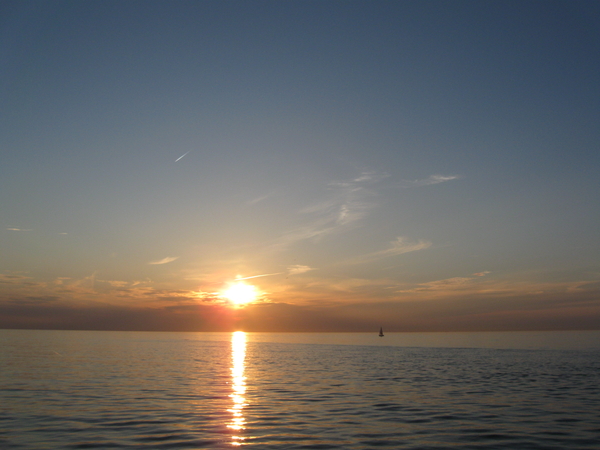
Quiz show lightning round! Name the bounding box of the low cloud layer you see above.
[2,270,600,332]
[2,290,600,332]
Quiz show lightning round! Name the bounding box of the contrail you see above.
[175,152,190,162]
[235,272,283,281]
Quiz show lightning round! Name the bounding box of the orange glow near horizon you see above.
[228,331,247,446]
[222,282,258,307]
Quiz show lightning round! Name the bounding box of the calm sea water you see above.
[1,330,599,449]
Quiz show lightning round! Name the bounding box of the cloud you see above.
[415,277,474,291]
[287,265,315,275]
[236,273,282,281]
[6,227,32,231]
[345,236,432,265]
[0,273,31,284]
[269,171,387,251]
[175,151,190,162]
[397,271,491,294]
[149,256,179,265]
[352,171,387,183]
[396,271,495,296]
[378,236,432,256]
[246,192,276,206]
[403,174,459,187]
[2,272,600,332]
[9,296,60,305]
[0,299,240,332]
[53,277,71,285]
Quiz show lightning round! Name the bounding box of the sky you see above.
[1,0,600,332]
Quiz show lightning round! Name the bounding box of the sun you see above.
[222,282,258,306]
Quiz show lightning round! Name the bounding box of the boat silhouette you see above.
[379,327,384,337]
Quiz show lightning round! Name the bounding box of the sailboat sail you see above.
[379,327,384,337]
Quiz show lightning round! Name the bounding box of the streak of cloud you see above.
[402,174,460,187]
[246,192,276,206]
[175,152,189,162]
[287,265,315,275]
[235,273,282,281]
[379,237,433,256]
[149,256,179,265]
[396,271,494,295]
[345,236,432,265]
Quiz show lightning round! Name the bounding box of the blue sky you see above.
[1,0,600,331]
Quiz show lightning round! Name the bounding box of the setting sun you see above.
[222,283,258,306]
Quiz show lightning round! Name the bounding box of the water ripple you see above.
[1,332,599,449]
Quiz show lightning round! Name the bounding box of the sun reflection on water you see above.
[228,331,247,446]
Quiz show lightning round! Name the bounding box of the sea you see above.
[1,330,599,449]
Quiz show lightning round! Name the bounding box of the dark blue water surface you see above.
[1,330,599,449]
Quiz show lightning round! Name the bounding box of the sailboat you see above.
[379,327,384,337]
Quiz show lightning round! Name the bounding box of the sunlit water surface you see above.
[1,330,599,449]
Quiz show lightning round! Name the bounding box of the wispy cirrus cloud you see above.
[6,227,32,232]
[375,236,432,257]
[232,267,316,281]
[397,270,492,294]
[149,256,179,265]
[402,174,460,187]
[287,265,315,275]
[236,273,283,281]
[344,236,432,265]
[269,171,388,251]
[246,191,277,206]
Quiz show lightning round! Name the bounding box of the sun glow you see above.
[222,282,258,306]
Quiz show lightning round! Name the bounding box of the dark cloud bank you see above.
[2,291,600,332]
